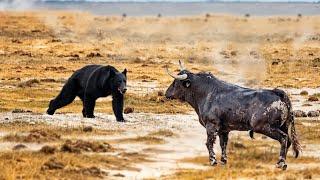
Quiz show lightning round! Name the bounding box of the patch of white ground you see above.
[285,88,320,112]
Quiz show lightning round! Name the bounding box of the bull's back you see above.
[216,88,279,110]
[212,88,286,128]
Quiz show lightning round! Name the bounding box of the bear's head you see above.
[111,69,127,94]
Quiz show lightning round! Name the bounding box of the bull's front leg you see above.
[219,132,229,165]
[206,122,218,166]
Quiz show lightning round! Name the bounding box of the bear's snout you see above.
[118,87,127,94]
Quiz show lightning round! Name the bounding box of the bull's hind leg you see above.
[261,127,289,170]
[47,79,77,115]
[219,132,229,165]
[206,122,218,166]
[280,125,292,157]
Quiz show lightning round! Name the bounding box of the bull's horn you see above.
[179,60,185,71]
[166,68,188,80]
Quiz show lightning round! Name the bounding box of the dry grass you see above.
[117,135,166,145]
[3,129,61,143]
[117,129,177,144]
[0,150,148,179]
[312,93,320,98]
[164,120,320,179]
[296,120,320,144]
[0,121,123,137]
[0,88,191,114]
[0,122,149,179]
[148,129,177,137]
[165,158,320,180]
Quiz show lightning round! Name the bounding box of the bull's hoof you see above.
[276,161,287,170]
[210,159,218,166]
[220,159,227,165]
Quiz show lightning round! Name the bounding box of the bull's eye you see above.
[182,80,191,88]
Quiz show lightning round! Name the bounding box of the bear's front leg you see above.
[112,94,125,122]
[83,97,96,118]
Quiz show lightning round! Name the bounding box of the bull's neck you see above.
[184,78,228,116]
[186,96,203,116]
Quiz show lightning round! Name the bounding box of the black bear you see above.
[47,65,127,122]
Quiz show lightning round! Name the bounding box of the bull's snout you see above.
[165,84,175,100]
[165,90,173,99]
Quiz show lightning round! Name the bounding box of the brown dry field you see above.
[0,11,320,113]
[0,11,320,179]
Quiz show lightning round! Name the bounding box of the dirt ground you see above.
[0,112,319,179]
[0,11,320,179]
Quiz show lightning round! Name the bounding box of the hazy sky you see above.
[38,0,319,2]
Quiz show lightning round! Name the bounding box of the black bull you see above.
[165,63,301,170]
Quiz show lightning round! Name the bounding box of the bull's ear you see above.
[182,80,191,88]
[122,69,127,76]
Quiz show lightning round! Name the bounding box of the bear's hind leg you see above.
[47,79,78,115]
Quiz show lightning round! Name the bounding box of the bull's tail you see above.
[272,88,302,158]
[289,120,301,158]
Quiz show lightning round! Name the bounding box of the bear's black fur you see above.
[47,65,127,122]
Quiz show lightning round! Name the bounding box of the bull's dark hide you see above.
[165,62,301,170]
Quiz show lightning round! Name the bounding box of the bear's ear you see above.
[122,69,127,76]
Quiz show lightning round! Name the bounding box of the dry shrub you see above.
[41,158,65,170]
[82,126,93,132]
[17,79,40,88]
[157,90,164,96]
[39,146,56,154]
[293,110,307,117]
[12,144,27,151]
[308,96,319,101]
[12,109,32,113]
[148,129,176,137]
[40,78,56,83]
[60,140,112,153]
[124,107,134,114]
[86,52,102,58]
[3,130,61,143]
[66,166,108,177]
[307,111,320,117]
[300,90,308,96]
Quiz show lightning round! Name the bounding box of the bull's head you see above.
[165,60,193,101]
